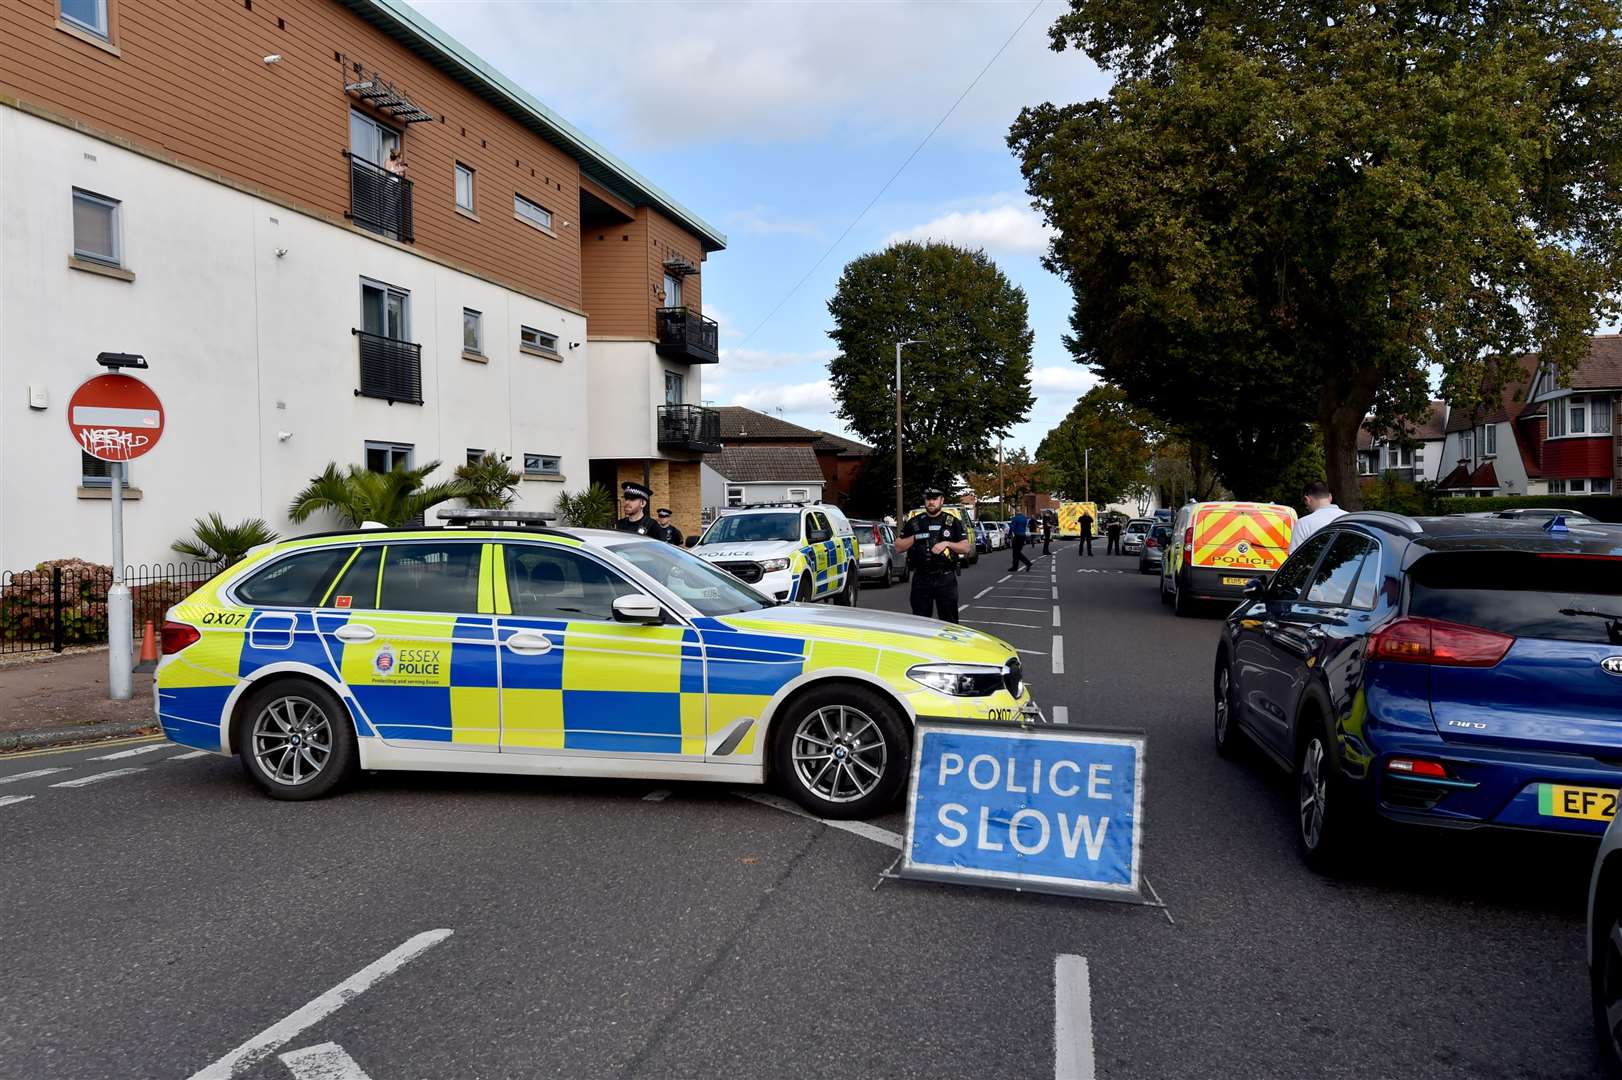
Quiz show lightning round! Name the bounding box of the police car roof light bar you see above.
[438,508,558,526]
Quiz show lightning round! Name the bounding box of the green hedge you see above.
[1433,495,1622,522]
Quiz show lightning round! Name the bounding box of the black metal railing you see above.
[354,330,424,404]
[655,307,720,364]
[658,404,723,453]
[347,153,414,242]
[1,561,217,656]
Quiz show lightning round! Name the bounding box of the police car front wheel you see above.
[237,680,358,800]
[775,685,908,820]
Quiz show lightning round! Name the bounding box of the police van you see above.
[1161,500,1296,616]
[692,502,860,604]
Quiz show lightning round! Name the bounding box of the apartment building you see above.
[0,0,724,569]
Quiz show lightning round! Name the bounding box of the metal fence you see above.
[0,561,216,656]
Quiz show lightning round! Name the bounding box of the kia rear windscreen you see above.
[1408,552,1622,645]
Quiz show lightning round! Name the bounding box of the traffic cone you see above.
[135,620,158,671]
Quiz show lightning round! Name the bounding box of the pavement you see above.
[0,647,156,748]
[0,545,1604,1078]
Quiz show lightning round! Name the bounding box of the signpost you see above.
[894,719,1149,903]
[67,369,163,700]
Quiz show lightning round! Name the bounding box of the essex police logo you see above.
[373,644,396,677]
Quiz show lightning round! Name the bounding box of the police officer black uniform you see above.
[616,481,660,536]
[894,486,972,622]
[655,507,684,546]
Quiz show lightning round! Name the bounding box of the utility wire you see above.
[736,0,1048,348]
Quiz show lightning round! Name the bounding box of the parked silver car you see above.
[850,519,907,587]
[1121,517,1155,556]
[1137,523,1171,575]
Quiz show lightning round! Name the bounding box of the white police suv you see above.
[693,503,860,605]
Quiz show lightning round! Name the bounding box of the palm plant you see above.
[454,453,520,509]
[554,484,617,529]
[172,514,279,566]
[288,462,468,528]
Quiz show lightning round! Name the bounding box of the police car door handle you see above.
[333,624,375,643]
[507,632,553,655]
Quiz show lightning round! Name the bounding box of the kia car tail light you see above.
[1368,616,1512,668]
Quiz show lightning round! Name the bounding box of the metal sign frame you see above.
[892,717,1151,905]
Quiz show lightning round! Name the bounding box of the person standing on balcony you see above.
[616,482,658,536]
[385,148,407,177]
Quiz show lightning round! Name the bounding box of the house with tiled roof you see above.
[1524,335,1621,496]
[700,406,875,512]
[1437,352,1548,496]
[1356,400,1450,483]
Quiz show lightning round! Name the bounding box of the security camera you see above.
[569,341,581,350]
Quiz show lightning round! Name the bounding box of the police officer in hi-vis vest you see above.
[893,486,973,622]
[615,481,659,536]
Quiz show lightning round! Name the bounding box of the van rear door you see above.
[1191,503,1294,576]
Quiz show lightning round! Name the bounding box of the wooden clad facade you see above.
[581,207,707,340]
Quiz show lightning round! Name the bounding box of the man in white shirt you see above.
[1290,481,1346,552]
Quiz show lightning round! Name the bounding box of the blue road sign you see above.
[899,720,1146,901]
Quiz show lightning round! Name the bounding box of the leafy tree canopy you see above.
[828,242,1035,508]
[1011,0,1622,507]
[965,447,1051,515]
[1036,385,1155,504]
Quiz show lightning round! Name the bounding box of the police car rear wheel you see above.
[775,686,907,820]
[238,681,357,800]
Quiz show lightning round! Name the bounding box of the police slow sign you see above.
[899,720,1146,901]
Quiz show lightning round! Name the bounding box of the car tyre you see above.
[236,679,358,801]
[835,564,860,606]
[797,571,814,603]
[1214,660,1242,757]
[1159,574,1172,606]
[1295,721,1352,874]
[773,683,909,820]
[1173,574,1192,617]
[1591,879,1622,1078]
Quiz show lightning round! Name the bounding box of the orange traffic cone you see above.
[137,620,159,666]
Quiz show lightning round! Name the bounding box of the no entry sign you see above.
[68,373,164,462]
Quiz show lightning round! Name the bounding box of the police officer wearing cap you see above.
[616,481,660,536]
[893,485,973,622]
[655,508,684,546]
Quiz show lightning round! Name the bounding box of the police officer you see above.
[894,486,973,622]
[655,507,684,546]
[616,481,659,536]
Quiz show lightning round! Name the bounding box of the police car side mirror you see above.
[612,594,664,625]
[807,528,832,544]
[684,535,698,548]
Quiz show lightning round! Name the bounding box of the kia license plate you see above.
[1539,784,1618,821]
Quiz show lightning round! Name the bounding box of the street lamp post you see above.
[895,339,923,523]
[1084,447,1090,505]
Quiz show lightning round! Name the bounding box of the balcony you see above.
[347,154,414,243]
[655,307,720,364]
[353,330,423,405]
[658,404,722,454]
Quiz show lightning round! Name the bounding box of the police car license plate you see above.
[1540,784,1618,821]
[1222,576,1250,586]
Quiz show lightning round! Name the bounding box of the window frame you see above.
[462,307,484,356]
[1302,531,1381,610]
[228,545,357,610]
[348,109,400,169]
[1483,425,1497,458]
[664,370,685,405]
[375,541,485,615]
[359,278,410,341]
[520,325,561,357]
[502,541,642,623]
[364,440,414,474]
[80,449,122,488]
[522,452,562,479]
[514,193,553,232]
[71,188,121,267]
[454,162,475,213]
[466,448,484,465]
[59,0,110,39]
[663,272,682,307]
[725,486,745,508]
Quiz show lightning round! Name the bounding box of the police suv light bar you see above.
[438,508,557,526]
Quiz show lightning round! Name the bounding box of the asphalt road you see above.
[0,542,1604,1079]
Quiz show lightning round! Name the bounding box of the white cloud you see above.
[717,346,837,373]
[726,207,824,239]
[1031,365,1096,394]
[886,202,1054,256]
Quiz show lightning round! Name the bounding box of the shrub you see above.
[0,558,112,645]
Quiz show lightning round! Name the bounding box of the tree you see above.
[454,453,520,509]
[964,447,1051,516]
[171,514,278,566]
[287,462,466,528]
[1010,1,1622,509]
[828,242,1035,509]
[553,484,617,529]
[1036,385,1154,504]
[1148,434,1226,507]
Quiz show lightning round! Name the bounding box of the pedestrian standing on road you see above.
[1289,480,1346,552]
[1009,510,1034,572]
[894,486,973,622]
[1078,510,1095,556]
[1041,515,1052,556]
[655,508,683,546]
[615,482,659,536]
[1106,517,1123,556]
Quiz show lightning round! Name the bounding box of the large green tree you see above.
[1010,1,1622,508]
[1037,385,1154,504]
[828,242,1035,509]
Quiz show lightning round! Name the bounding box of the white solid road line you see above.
[169,750,211,761]
[90,743,166,761]
[974,586,994,600]
[966,620,1042,630]
[643,789,671,802]
[50,767,145,788]
[1053,606,1062,628]
[279,1042,375,1080]
[1054,954,1096,1080]
[1052,636,1065,675]
[0,794,35,809]
[975,605,1047,613]
[0,767,70,785]
[185,929,453,1080]
[998,574,1011,583]
[737,791,903,850]
[1052,706,1070,725]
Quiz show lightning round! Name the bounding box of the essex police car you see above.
[691,502,861,604]
[154,514,1034,819]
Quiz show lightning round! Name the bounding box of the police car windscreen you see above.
[609,540,775,616]
[703,513,799,544]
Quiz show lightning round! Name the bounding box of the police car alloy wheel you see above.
[774,685,908,820]
[237,680,358,801]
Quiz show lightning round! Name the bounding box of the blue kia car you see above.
[1213,511,1622,871]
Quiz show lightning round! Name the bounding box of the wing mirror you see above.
[612,594,664,625]
[684,535,699,548]
[807,528,832,544]
[1243,578,1267,597]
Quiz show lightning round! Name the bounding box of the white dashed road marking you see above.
[966,620,1042,630]
[974,586,994,600]
[90,743,165,761]
[1055,954,1096,1080]
[737,791,903,850]
[1052,606,1061,627]
[0,768,70,785]
[185,929,454,1080]
[1051,587,1058,600]
[998,574,1011,583]
[168,751,211,761]
[51,768,145,788]
[976,605,1047,613]
[1052,706,1070,725]
[280,1042,375,1080]
[1052,636,1065,675]
[0,795,35,809]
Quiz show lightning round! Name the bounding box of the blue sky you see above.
[415,0,1115,455]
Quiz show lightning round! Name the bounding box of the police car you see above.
[692,502,860,604]
[153,518,1034,819]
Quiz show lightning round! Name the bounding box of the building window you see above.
[59,0,108,37]
[467,448,484,465]
[1595,479,1613,495]
[72,189,120,266]
[1483,426,1496,457]
[1593,395,1613,435]
[360,279,409,340]
[520,326,560,355]
[1572,401,1587,434]
[514,193,552,231]
[664,370,684,405]
[1461,431,1474,461]
[365,441,413,473]
[80,451,117,488]
[523,453,561,478]
[663,272,683,307]
[726,486,745,507]
[1572,479,1589,494]
[463,308,483,355]
[1549,401,1566,438]
[786,487,811,501]
[454,163,475,212]
[348,110,400,169]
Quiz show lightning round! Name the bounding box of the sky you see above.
[414,0,1116,455]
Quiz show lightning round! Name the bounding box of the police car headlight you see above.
[907,662,1006,697]
[759,558,790,573]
